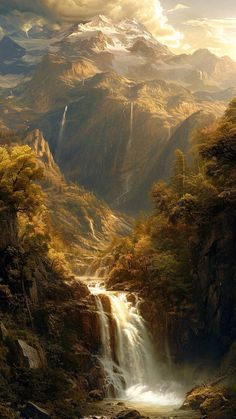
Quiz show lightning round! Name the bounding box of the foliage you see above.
[109,99,236,311]
[0,145,44,217]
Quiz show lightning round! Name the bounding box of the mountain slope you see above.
[27,71,225,212]
[0,128,131,269]
[1,15,236,212]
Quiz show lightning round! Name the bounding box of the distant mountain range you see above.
[0,14,236,212]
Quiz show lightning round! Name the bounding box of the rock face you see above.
[32,73,224,213]
[11,340,45,369]
[0,209,18,250]
[194,213,236,353]
[141,210,236,365]
[89,389,104,401]
[21,402,50,419]
[25,129,61,178]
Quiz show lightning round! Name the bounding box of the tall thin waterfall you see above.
[89,283,180,405]
[56,105,68,160]
[127,102,134,152]
[88,218,99,241]
[116,102,134,203]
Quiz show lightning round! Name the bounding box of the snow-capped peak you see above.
[85,14,113,27]
[64,14,170,53]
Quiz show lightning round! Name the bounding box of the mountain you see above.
[0,35,33,79]
[165,48,236,90]
[0,36,25,60]
[1,15,236,212]
[23,70,225,212]
[1,14,236,91]
[0,127,131,268]
[50,15,172,81]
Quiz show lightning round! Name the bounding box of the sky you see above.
[1,0,236,59]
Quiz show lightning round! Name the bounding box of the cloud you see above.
[184,17,236,59]
[0,0,185,50]
[0,0,50,16]
[49,0,185,48]
[168,3,190,14]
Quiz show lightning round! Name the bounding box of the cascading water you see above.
[56,105,68,160]
[89,281,181,406]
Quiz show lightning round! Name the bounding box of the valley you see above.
[0,9,235,419]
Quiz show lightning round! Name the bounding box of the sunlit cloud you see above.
[23,0,185,51]
[184,18,236,60]
[167,3,190,14]
[6,0,236,60]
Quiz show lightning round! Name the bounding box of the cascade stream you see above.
[84,271,181,406]
[56,105,68,160]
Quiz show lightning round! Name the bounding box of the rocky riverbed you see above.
[83,400,199,419]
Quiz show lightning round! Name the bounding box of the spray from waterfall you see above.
[56,105,68,161]
[89,281,182,405]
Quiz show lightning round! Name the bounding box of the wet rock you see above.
[112,410,141,419]
[182,385,229,415]
[87,365,106,390]
[200,396,224,414]
[61,302,101,352]
[116,402,126,406]
[65,343,93,373]
[21,402,50,418]
[89,389,104,401]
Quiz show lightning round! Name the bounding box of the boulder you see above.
[12,340,45,369]
[21,402,50,418]
[112,410,141,419]
[89,389,104,401]
[182,385,228,414]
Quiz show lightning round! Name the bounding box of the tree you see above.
[170,149,187,197]
[0,145,44,249]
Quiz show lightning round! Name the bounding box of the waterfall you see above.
[116,102,134,204]
[167,125,171,141]
[89,283,181,405]
[88,218,99,241]
[127,102,134,152]
[56,105,68,160]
